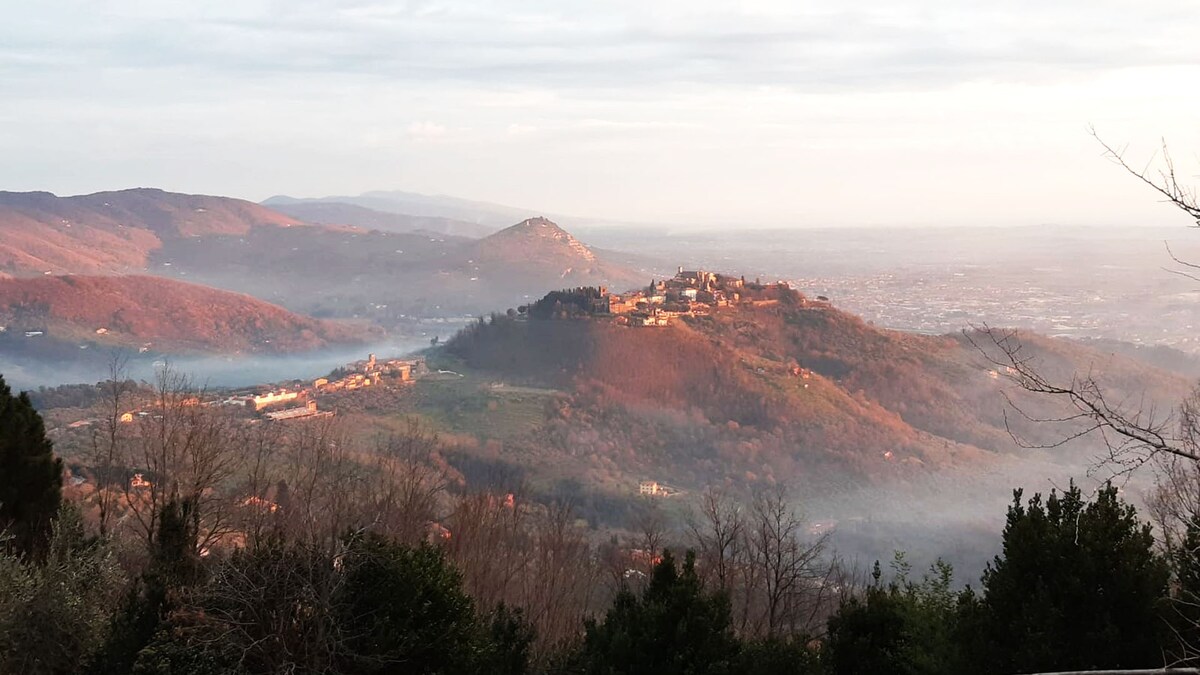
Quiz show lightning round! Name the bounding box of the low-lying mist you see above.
[808,449,1153,583]
[1,336,439,391]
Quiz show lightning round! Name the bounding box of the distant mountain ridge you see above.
[0,188,301,276]
[264,190,534,229]
[265,200,495,238]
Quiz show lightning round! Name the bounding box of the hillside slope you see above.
[0,275,370,354]
[0,189,301,276]
[441,291,1189,492]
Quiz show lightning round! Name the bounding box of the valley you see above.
[5,187,1196,579]
[28,265,1191,577]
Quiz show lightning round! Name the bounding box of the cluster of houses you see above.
[528,266,804,328]
[314,353,421,393]
[101,353,425,427]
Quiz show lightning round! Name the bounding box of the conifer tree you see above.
[1166,513,1200,665]
[579,549,740,675]
[90,497,201,675]
[976,482,1169,674]
[0,374,62,559]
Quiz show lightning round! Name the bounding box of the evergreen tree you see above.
[578,550,740,675]
[1168,513,1200,665]
[336,533,496,674]
[0,374,63,559]
[975,482,1169,674]
[480,603,536,675]
[825,557,968,675]
[90,497,201,675]
[732,637,822,675]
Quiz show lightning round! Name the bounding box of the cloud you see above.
[406,121,449,141]
[3,0,1200,228]
[506,123,538,136]
[6,0,1200,96]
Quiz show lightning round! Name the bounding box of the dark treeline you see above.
[526,287,608,320]
[4,370,1200,674]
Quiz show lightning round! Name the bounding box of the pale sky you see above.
[3,0,1200,228]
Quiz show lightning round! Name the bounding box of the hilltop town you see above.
[521,265,823,327]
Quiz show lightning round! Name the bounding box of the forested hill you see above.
[444,291,1189,490]
[0,274,372,355]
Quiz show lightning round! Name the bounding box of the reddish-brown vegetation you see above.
[444,301,1190,490]
[0,188,300,276]
[0,274,370,353]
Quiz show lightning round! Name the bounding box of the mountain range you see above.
[264,200,496,238]
[263,190,543,230]
[0,188,656,374]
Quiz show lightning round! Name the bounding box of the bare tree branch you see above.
[1092,127,1200,225]
[965,325,1198,466]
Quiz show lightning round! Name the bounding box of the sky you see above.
[3,0,1200,228]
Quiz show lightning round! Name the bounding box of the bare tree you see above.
[688,487,745,592]
[120,364,240,557]
[1091,127,1200,226]
[633,497,669,561]
[969,325,1194,473]
[686,486,833,639]
[186,537,348,675]
[367,418,450,545]
[87,351,134,536]
[232,421,285,548]
[746,486,830,638]
[520,501,601,656]
[277,415,364,551]
[446,487,528,609]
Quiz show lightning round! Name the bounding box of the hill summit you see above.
[475,217,597,264]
